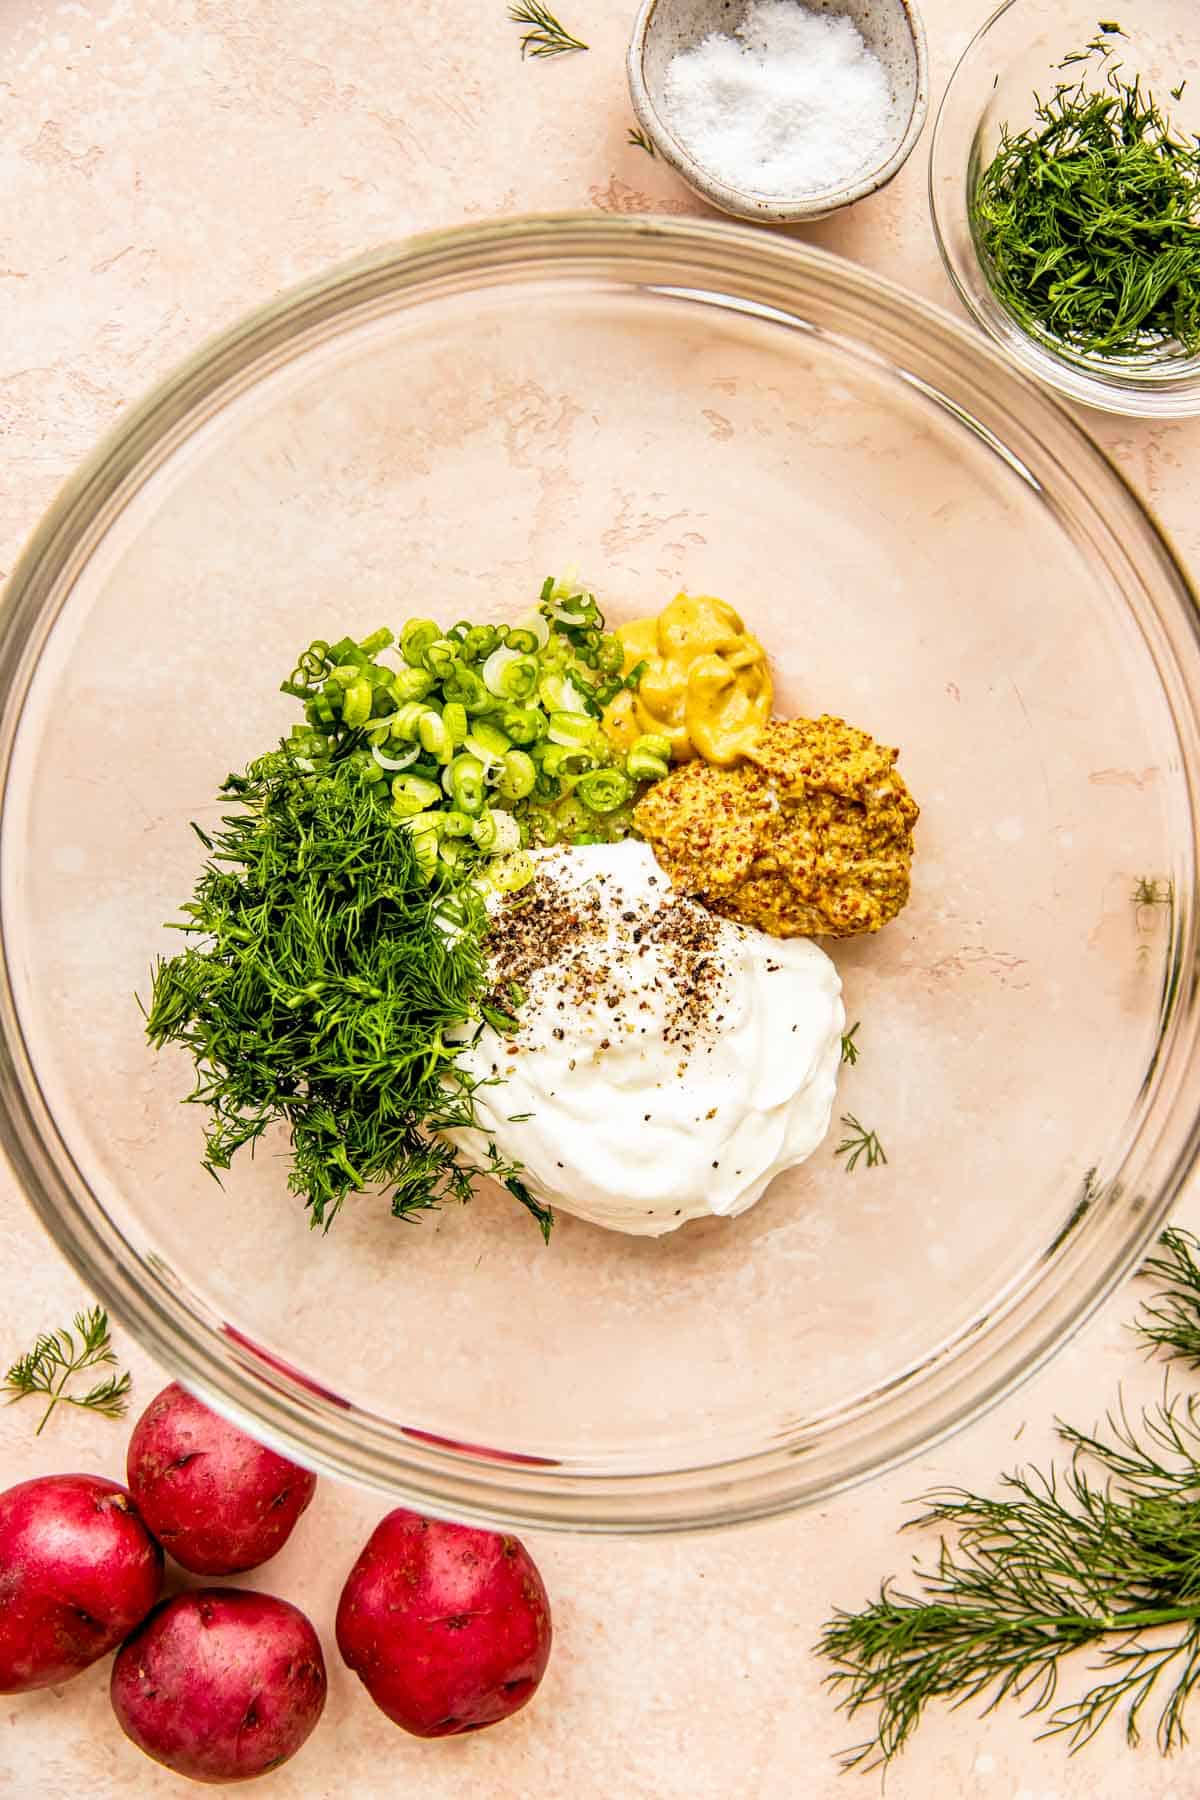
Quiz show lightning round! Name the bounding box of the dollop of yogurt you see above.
[445,840,844,1236]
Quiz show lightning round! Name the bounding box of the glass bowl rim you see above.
[2,210,1199,1533]
[928,0,1200,419]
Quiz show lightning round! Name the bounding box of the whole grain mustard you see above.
[633,715,918,938]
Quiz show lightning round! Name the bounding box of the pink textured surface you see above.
[2,1,1200,1795]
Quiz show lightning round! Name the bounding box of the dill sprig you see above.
[628,126,657,157]
[840,1022,861,1066]
[4,1307,131,1435]
[508,1,587,58]
[819,1225,1200,1768]
[145,748,547,1237]
[1137,1226,1200,1365]
[972,28,1200,357]
[834,1113,885,1171]
[1133,876,1174,909]
[821,1396,1200,1766]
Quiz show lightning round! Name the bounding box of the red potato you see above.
[111,1588,326,1784]
[0,1473,163,1694]
[126,1383,316,1575]
[336,1509,552,1737]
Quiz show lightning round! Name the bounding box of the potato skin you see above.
[0,1473,163,1693]
[335,1509,552,1737]
[126,1384,316,1575]
[110,1588,327,1784]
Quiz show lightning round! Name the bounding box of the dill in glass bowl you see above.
[1,215,1200,1532]
[930,0,1200,415]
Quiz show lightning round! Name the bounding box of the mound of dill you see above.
[971,25,1200,357]
[144,746,549,1237]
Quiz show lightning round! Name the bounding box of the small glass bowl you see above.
[930,0,1200,417]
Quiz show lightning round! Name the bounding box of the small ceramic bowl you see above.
[627,0,929,223]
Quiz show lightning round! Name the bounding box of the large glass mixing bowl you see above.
[1,215,1198,1532]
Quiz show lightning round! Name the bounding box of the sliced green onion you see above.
[468,719,511,757]
[497,749,536,800]
[389,667,435,702]
[424,638,458,680]
[501,705,548,746]
[546,711,595,749]
[546,599,589,625]
[391,773,443,817]
[471,810,521,854]
[418,711,453,762]
[483,851,535,895]
[626,731,673,782]
[371,741,420,774]
[539,743,597,780]
[342,679,373,728]
[280,585,652,873]
[633,731,672,761]
[597,635,624,675]
[627,748,670,781]
[464,737,504,779]
[404,807,443,834]
[387,700,432,743]
[515,608,550,650]
[294,640,329,679]
[462,624,500,661]
[441,665,490,711]
[483,646,539,701]
[539,670,591,715]
[551,795,589,838]
[577,768,631,814]
[400,619,440,667]
[448,753,486,816]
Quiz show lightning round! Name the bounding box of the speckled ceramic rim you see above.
[1,214,1199,1532]
[627,0,930,221]
[929,0,1200,417]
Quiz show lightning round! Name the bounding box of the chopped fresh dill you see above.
[972,30,1200,357]
[4,1307,131,1435]
[840,1021,861,1066]
[834,1113,886,1172]
[508,1,587,58]
[144,748,539,1235]
[628,125,657,157]
[504,1172,553,1242]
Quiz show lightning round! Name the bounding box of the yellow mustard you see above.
[602,592,772,766]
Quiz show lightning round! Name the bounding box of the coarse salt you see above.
[661,0,898,198]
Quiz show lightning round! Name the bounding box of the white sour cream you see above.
[445,840,844,1237]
